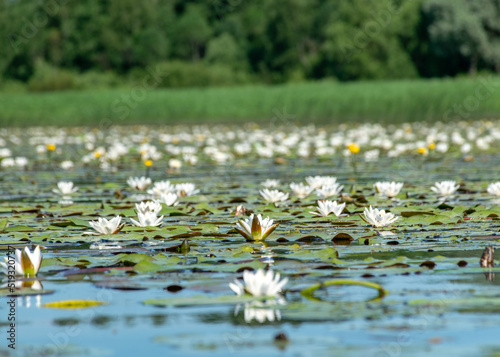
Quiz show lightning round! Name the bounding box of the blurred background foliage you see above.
[1,0,500,92]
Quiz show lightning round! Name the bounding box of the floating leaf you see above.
[42,300,107,309]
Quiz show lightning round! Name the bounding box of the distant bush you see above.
[0,79,27,93]
[28,60,76,92]
[131,61,251,88]
[75,71,124,90]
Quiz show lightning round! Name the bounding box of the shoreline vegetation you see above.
[1,77,500,127]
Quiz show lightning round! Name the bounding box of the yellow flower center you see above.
[46,144,56,151]
[144,160,153,167]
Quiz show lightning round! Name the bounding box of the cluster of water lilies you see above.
[3,121,500,323]
[1,120,499,171]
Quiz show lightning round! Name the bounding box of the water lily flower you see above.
[315,183,343,198]
[175,183,199,197]
[53,181,78,195]
[310,200,346,217]
[261,179,280,188]
[88,216,124,235]
[305,176,337,189]
[60,160,74,170]
[1,246,42,277]
[156,192,179,206]
[487,182,500,196]
[260,189,289,203]
[235,214,278,241]
[374,181,404,198]
[290,182,314,199]
[147,180,175,197]
[362,206,398,227]
[168,158,182,170]
[229,269,288,297]
[233,204,247,216]
[130,212,163,227]
[136,201,162,215]
[431,181,459,196]
[127,176,152,191]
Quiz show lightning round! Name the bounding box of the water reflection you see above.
[90,242,123,250]
[2,280,44,308]
[58,196,74,205]
[234,298,285,324]
[259,244,276,266]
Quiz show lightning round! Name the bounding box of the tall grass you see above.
[1,77,500,127]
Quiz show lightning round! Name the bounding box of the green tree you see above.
[314,0,418,80]
[421,0,500,76]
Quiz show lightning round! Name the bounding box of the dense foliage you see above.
[1,0,500,90]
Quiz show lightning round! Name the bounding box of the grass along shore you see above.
[1,76,500,127]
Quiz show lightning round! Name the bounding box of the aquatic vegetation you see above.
[1,246,42,277]
[130,211,164,227]
[290,182,314,199]
[127,176,152,190]
[315,183,344,198]
[147,180,175,197]
[487,182,500,196]
[305,176,337,189]
[135,201,162,215]
[229,269,288,297]
[259,188,289,203]
[175,183,199,197]
[310,200,346,217]
[261,179,280,188]
[431,180,460,196]
[53,181,78,195]
[88,216,125,235]
[374,181,404,198]
[1,121,500,355]
[362,206,398,227]
[155,192,179,206]
[235,214,279,241]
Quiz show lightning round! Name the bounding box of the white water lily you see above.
[147,180,175,197]
[487,182,500,196]
[261,179,280,188]
[260,188,289,203]
[310,200,346,217]
[127,176,152,191]
[1,246,42,277]
[362,206,398,227]
[315,183,343,198]
[88,216,124,235]
[175,183,199,197]
[305,175,337,189]
[156,192,179,206]
[53,181,78,195]
[431,181,460,196]
[130,211,163,227]
[235,214,278,241]
[290,182,314,199]
[135,201,162,215]
[229,269,288,297]
[374,181,404,198]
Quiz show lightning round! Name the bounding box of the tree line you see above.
[1,0,499,90]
